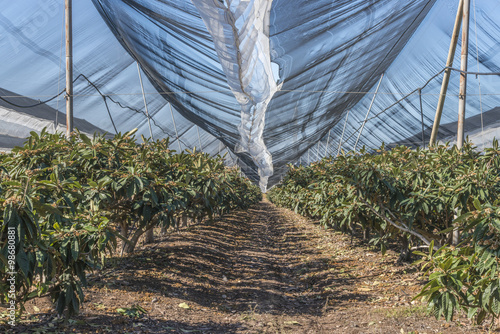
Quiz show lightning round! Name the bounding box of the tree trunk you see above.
[122,228,145,254]
[160,224,168,235]
[122,216,159,254]
[144,227,155,244]
[119,221,129,256]
[363,227,370,242]
[398,235,411,263]
[120,221,128,238]
[175,217,180,233]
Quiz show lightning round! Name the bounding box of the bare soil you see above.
[3,198,497,333]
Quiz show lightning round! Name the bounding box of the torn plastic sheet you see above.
[191,0,279,190]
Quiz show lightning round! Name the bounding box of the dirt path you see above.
[9,199,489,333]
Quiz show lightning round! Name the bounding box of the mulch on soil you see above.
[2,198,496,333]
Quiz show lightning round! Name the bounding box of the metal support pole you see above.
[65,0,73,138]
[307,149,310,165]
[196,125,203,151]
[337,110,351,157]
[429,0,464,146]
[317,141,321,160]
[102,96,118,133]
[354,73,384,151]
[325,129,331,157]
[419,89,425,148]
[457,0,470,150]
[168,103,182,152]
[137,62,154,140]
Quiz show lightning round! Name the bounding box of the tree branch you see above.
[360,198,442,250]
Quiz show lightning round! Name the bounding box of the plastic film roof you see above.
[1,0,500,189]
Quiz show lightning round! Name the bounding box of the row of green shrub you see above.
[0,129,261,319]
[268,141,500,325]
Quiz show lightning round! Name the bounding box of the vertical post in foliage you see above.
[429,0,464,146]
[457,0,470,150]
[65,0,73,138]
[453,0,471,246]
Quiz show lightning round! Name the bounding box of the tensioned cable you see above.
[76,74,181,142]
[2,65,499,154]
[5,90,500,99]
[3,83,500,100]
[362,68,447,124]
[446,66,500,76]
[338,68,448,149]
[76,73,118,134]
[359,65,499,125]
[340,65,499,150]
[0,73,195,150]
[0,90,66,109]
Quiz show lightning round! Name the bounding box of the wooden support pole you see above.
[457,0,470,150]
[65,0,73,138]
[137,62,154,140]
[354,73,384,152]
[429,0,464,146]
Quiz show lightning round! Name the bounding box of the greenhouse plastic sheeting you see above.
[1,1,500,190]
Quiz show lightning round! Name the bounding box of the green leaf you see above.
[476,309,487,325]
[56,292,65,315]
[65,284,74,306]
[79,133,92,146]
[16,248,30,277]
[473,198,482,211]
[71,238,80,261]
